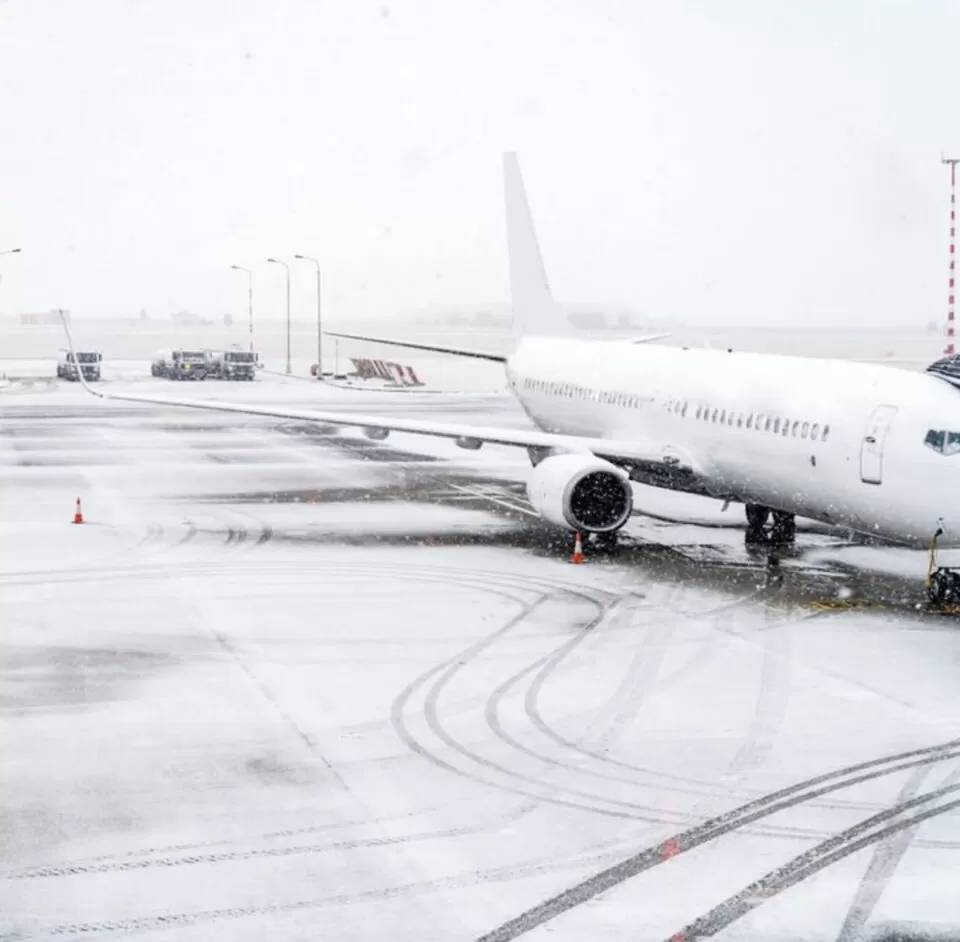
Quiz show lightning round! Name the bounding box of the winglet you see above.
[503,152,563,339]
[59,310,104,399]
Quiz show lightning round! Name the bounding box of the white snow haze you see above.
[0,0,958,327]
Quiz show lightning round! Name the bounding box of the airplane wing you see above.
[74,378,700,470]
[323,330,507,362]
[59,316,702,477]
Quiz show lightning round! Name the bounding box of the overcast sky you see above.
[0,0,958,327]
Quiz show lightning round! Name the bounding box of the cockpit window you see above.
[924,429,960,455]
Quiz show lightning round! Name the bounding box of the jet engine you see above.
[526,453,633,533]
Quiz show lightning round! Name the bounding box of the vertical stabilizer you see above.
[504,152,564,338]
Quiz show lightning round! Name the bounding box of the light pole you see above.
[294,254,322,379]
[267,257,292,374]
[230,265,254,352]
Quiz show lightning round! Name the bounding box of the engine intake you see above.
[527,453,633,533]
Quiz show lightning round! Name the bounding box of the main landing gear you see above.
[745,504,796,546]
[926,525,960,605]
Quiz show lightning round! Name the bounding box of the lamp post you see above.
[229,265,254,352]
[266,257,292,374]
[294,254,321,379]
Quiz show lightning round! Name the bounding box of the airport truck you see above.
[206,349,257,381]
[57,350,102,382]
[150,349,209,381]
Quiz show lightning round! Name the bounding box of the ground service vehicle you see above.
[151,349,209,380]
[57,350,101,381]
[207,349,257,380]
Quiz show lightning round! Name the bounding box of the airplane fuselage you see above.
[506,337,960,548]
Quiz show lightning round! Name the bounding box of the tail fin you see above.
[503,152,565,339]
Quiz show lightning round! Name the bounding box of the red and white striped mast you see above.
[942,154,960,356]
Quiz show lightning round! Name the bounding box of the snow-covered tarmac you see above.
[3,369,960,941]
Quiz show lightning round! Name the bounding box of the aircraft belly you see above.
[708,443,833,516]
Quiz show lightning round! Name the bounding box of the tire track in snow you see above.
[668,779,960,941]
[390,588,657,822]
[522,590,779,793]
[834,761,960,942]
[471,737,960,941]
[4,562,623,881]
[17,781,960,942]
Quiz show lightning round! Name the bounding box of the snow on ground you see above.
[2,379,960,940]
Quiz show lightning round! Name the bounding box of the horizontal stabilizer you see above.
[324,330,507,363]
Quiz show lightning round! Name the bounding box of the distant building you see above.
[19,310,69,325]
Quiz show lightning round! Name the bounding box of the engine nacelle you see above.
[526,453,633,533]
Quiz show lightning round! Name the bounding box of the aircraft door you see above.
[860,405,898,485]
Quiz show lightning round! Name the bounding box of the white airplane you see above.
[61,154,960,592]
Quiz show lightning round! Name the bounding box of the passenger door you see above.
[860,405,898,485]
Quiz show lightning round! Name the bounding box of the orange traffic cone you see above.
[571,531,585,564]
[72,497,84,524]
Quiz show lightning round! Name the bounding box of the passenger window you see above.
[720,409,726,424]
[801,422,809,439]
[811,422,819,439]
[772,418,780,434]
[791,420,799,437]
[736,414,743,428]
[822,424,830,442]
[711,408,719,423]
[681,402,688,417]
[746,414,753,429]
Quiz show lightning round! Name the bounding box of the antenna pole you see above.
[942,156,960,355]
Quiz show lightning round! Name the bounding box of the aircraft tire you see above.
[770,511,796,545]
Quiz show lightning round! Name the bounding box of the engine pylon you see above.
[570,531,585,564]
[72,497,84,525]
